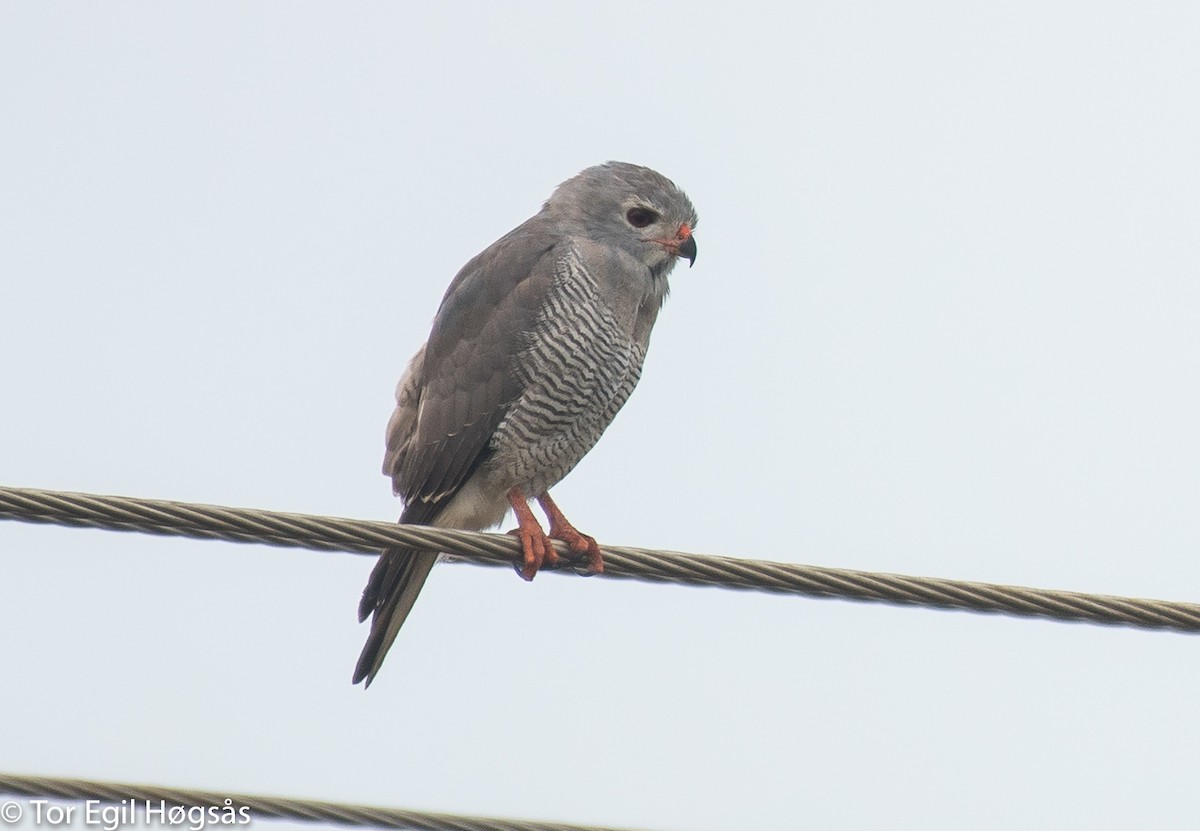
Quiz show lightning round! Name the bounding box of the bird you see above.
[354,161,698,686]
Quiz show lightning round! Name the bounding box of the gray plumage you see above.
[354,161,698,686]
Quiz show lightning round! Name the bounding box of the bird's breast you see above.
[487,249,648,496]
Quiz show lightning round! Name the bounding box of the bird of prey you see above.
[354,161,698,686]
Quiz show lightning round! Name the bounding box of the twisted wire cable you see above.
[2,485,1198,632]
[0,773,633,831]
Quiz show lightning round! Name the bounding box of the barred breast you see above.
[487,247,646,497]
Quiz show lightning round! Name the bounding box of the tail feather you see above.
[353,545,438,687]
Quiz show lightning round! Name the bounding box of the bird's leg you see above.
[537,492,604,574]
[506,486,559,581]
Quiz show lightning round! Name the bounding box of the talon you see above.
[537,492,605,575]
[506,487,558,581]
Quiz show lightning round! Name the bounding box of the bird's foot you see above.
[506,487,559,581]
[538,493,604,575]
[506,526,559,581]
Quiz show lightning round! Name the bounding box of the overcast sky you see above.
[2,3,1198,830]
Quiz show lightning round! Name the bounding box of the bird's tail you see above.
[353,543,438,687]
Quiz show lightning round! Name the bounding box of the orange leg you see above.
[537,492,604,574]
[506,486,559,581]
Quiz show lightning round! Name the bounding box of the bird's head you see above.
[546,161,698,277]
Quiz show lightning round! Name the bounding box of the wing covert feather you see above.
[384,220,559,519]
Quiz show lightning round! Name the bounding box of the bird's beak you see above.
[677,229,697,268]
[651,223,697,268]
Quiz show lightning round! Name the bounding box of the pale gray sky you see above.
[2,3,1198,829]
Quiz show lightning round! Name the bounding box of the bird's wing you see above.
[386,219,560,522]
[353,220,561,687]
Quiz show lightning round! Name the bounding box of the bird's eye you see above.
[625,207,659,229]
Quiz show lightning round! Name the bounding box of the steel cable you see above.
[2,485,1198,632]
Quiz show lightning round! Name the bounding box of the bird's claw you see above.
[507,526,559,581]
[506,488,604,579]
[549,525,604,576]
[538,492,605,576]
